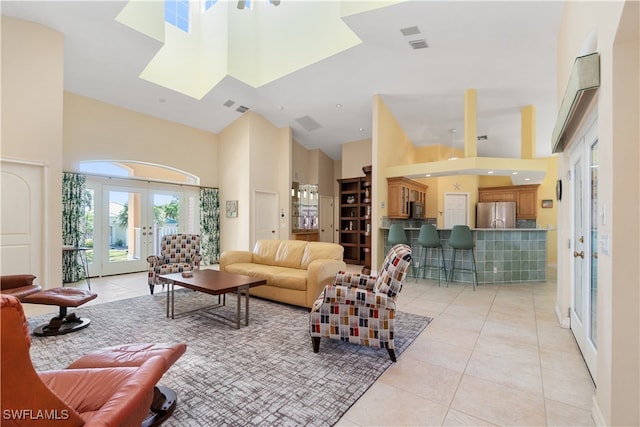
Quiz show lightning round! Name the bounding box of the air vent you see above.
[477,135,488,141]
[408,39,428,50]
[236,105,249,113]
[223,99,235,108]
[400,26,420,36]
[295,115,322,132]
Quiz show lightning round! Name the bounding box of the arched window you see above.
[79,161,199,185]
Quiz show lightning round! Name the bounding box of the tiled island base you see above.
[382,227,547,284]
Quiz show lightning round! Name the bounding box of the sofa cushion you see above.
[224,263,286,283]
[300,242,344,270]
[274,240,307,268]
[272,269,307,291]
[251,240,281,266]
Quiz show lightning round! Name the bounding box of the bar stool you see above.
[387,224,409,245]
[448,225,478,291]
[415,224,447,286]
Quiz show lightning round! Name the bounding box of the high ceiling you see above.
[2,0,564,161]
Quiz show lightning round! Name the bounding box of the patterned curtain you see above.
[62,172,87,283]
[199,187,220,265]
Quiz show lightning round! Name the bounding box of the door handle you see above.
[573,251,584,258]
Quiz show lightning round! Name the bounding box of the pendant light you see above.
[448,128,458,160]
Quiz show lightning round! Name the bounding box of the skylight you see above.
[203,0,218,12]
[165,0,190,32]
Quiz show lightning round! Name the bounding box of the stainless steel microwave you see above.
[409,202,424,219]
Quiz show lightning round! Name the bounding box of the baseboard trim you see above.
[592,395,606,426]
[555,303,570,328]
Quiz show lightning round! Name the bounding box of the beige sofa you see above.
[220,240,346,309]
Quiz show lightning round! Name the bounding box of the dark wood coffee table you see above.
[158,270,266,329]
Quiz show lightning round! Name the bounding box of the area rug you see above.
[27,290,431,426]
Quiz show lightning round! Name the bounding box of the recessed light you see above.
[336,104,342,108]
[359,128,365,132]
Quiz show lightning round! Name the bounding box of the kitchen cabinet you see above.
[478,188,516,203]
[387,177,427,219]
[516,186,538,219]
[478,184,539,220]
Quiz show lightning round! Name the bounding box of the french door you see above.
[570,118,598,380]
[85,179,199,277]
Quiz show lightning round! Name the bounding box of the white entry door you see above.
[569,118,598,380]
[444,193,469,228]
[0,161,43,278]
[254,191,278,245]
[85,179,199,277]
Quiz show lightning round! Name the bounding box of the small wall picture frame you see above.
[226,200,238,218]
[542,199,553,209]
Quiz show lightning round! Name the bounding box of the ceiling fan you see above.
[237,0,280,9]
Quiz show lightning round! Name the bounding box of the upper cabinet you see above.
[478,184,539,219]
[387,177,427,219]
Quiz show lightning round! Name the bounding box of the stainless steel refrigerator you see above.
[476,202,516,228]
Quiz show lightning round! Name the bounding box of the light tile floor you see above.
[22,266,595,426]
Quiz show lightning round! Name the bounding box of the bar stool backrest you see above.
[418,224,441,248]
[449,225,474,249]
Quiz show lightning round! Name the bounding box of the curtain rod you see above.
[66,171,218,190]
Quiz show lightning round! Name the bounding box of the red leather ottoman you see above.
[68,342,187,426]
[22,287,97,336]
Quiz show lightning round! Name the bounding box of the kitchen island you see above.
[381,225,547,284]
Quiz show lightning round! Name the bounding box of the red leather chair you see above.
[1,294,186,426]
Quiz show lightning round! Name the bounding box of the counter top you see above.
[380,226,547,232]
[291,230,319,234]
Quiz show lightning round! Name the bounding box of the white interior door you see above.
[444,193,469,228]
[569,119,598,380]
[254,191,278,245]
[319,195,334,243]
[0,161,43,278]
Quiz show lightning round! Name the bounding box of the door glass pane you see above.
[590,140,598,346]
[153,193,180,255]
[573,159,583,322]
[108,190,141,263]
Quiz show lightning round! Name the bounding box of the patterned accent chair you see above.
[309,244,412,362]
[147,234,202,295]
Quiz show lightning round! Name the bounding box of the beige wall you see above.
[1,16,64,288]
[313,149,336,197]
[248,112,291,245]
[219,112,291,251]
[63,93,218,187]
[292,140,309,184]
[341,138,372,179]
[218,113,252,251]
[557,2,639,425]
[292,142,336,197]
[372,95,416,269]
